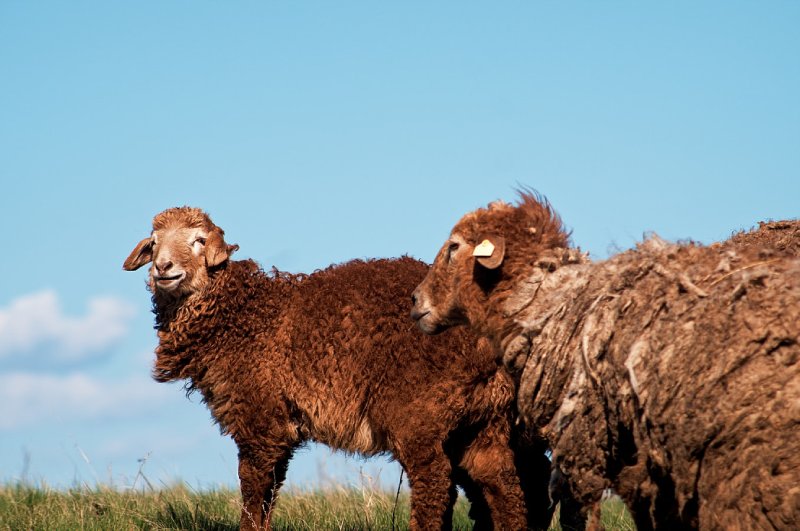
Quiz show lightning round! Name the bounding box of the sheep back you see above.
[505,236,800,528]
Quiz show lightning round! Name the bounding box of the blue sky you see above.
[1,2,798,490]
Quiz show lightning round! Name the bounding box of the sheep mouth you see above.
[154,273,186,288]
[410,308,430,322]
[412,309,445,335]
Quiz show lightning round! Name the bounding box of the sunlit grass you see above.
[0,482,634,530]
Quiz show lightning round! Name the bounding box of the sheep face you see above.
[412,192,569,337]
[123,207,238,298]
[411,226,511,336]
[411,232,479,335]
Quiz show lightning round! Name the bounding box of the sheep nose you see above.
[155,260,173,275]
[410,289,429,321]
[411,288,424,308]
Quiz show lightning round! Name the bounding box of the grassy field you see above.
[0,482,634,530]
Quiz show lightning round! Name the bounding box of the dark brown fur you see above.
[412,193,800,529]
[124,207,556,531]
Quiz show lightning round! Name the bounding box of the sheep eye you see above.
[446,241,459,261]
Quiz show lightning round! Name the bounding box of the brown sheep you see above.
[718,219,800,255]
[411,192,800,529]
[123,206,557,531]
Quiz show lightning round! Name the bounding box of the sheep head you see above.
[411,191,570,339]
[123,207,239,299]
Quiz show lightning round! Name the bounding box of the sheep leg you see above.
[557,488,588,531]
[452,466,493,529]
[512,434,560,531]
[238,446,294,531]
[545,464,587,531]
[459,420,529,530]
[402,448,456,531]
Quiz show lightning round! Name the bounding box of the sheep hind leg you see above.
[238,446,294,531]
[513,434,559,530]
[557,490,588,531]
[402,449,456,531]
[460,420,529,530]
[452,466,492,530]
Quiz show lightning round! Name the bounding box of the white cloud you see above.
[0,371,172,430]
[0,290,136,365]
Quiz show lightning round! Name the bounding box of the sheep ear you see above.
[472,235,505,270]
[123,238,153,271]
[206,230,236,267]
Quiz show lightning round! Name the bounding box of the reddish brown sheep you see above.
[123,206,558,531]
[411,192,800,529]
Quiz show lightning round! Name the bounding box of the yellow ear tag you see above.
[473,239,495,258]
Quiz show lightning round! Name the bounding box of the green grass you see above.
[597,497,636,531]
[0,482,634,530]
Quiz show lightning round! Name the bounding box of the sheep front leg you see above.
[238,447,293,531]
[402,449,457,531]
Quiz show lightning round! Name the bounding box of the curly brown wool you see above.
[124,206,561,531]
[412,192,800,530]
